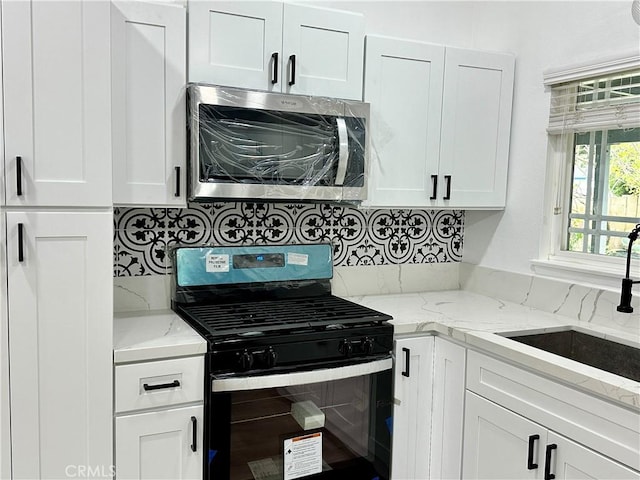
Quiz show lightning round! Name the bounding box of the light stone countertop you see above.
[346,290,640,411]
[112,291,639,410]
[113,310,207,364]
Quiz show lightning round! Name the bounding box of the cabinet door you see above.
[112,1,186,206]
[116,405,203,480]
[463,392,544,479]
[188,1,283,91]
[6,211,113,480]
[282,4,364,100]
[2,1,112,207]
[0,215,9,480]
[548,432,640,480]
[439,48,514,208]
[430,338,466,480]
[363,36,445,208]
[392,337,434,480]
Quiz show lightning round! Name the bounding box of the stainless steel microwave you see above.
[187,84,369,202]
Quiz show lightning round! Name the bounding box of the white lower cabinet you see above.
[463,351,640,479]
[116,405,203,480]
[5,211,113,479]
[392,336,465,480]
[463,392,640,480]
[114,356,204,480]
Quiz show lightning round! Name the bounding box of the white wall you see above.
[311,0,639,275]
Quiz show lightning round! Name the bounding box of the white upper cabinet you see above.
[364,35,515,209]
[111,1,187,207]
[2,0,112,207]
[188,1,364,100]
[281,4,364,99]
[188,1,283,93]
[363,36,445,208]
[439,48,515,208]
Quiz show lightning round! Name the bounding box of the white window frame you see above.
[534,55,640,289]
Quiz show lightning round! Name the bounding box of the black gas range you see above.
[171,244,394,480]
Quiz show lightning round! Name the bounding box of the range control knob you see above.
[264,347,278,368]
[362,337,375,354]
[339,339,353,357]
[238,349,254,370]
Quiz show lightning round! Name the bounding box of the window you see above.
[544,66,640,275]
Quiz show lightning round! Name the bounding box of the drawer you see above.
[466,350,640,470]
[115,356,203,413]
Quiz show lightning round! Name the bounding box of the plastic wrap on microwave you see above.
[170,244,333,302]
[188,84,369,202]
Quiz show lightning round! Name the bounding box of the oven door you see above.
[206,359,392,480]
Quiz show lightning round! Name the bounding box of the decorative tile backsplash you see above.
[113,202,464,277]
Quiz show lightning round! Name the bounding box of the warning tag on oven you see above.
[283,432,322,480]
[205,254,229,273]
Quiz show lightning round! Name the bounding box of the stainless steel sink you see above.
[502,328,640,382]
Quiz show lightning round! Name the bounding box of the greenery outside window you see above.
[547,68,640,266]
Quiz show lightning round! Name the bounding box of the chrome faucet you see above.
[617,223,640,313]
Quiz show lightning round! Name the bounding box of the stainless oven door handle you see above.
[334,117,349,186]
[211,358,392,393]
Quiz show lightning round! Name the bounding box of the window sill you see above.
[531,256,638,291]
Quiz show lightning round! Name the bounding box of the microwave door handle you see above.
[335,117,349,186]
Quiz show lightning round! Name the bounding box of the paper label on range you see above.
[205,254,230,273]
[283,432,322,480]
[287,253,309,266]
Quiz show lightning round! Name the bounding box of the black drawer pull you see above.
[271,52,279,84]
[174,166,181,197]
[430,175,438,200]
[444,175,452,200]
[288,54,296,86]
[527,434,540,469]
[401,347,410,377]
[544,443,557,480]
[16,156,23,196]
[190,416,197,452]
[18,223,24,262]
[143,380,180,391]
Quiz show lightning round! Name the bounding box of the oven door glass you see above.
[207,367,391,480]
[197,105,365,188]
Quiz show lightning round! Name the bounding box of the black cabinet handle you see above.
[271,52,279,84]
[444,175,452,200]
[190,416,197,452]
[174,166,181,197]
[288,54,296,86]
[527,434,540,469]
[401,347,410,377]
[430,175,438,200]
[16,156,23,196]
[143,380,180,391]
[18,223,24,263]
[544,443,557,480]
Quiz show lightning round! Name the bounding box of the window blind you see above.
[547,70,640,133]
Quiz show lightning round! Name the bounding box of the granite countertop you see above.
[346,290,640,410]
[112,291,639,410]
[113,310,207,364]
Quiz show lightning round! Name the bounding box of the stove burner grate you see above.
[176,295,391,337]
